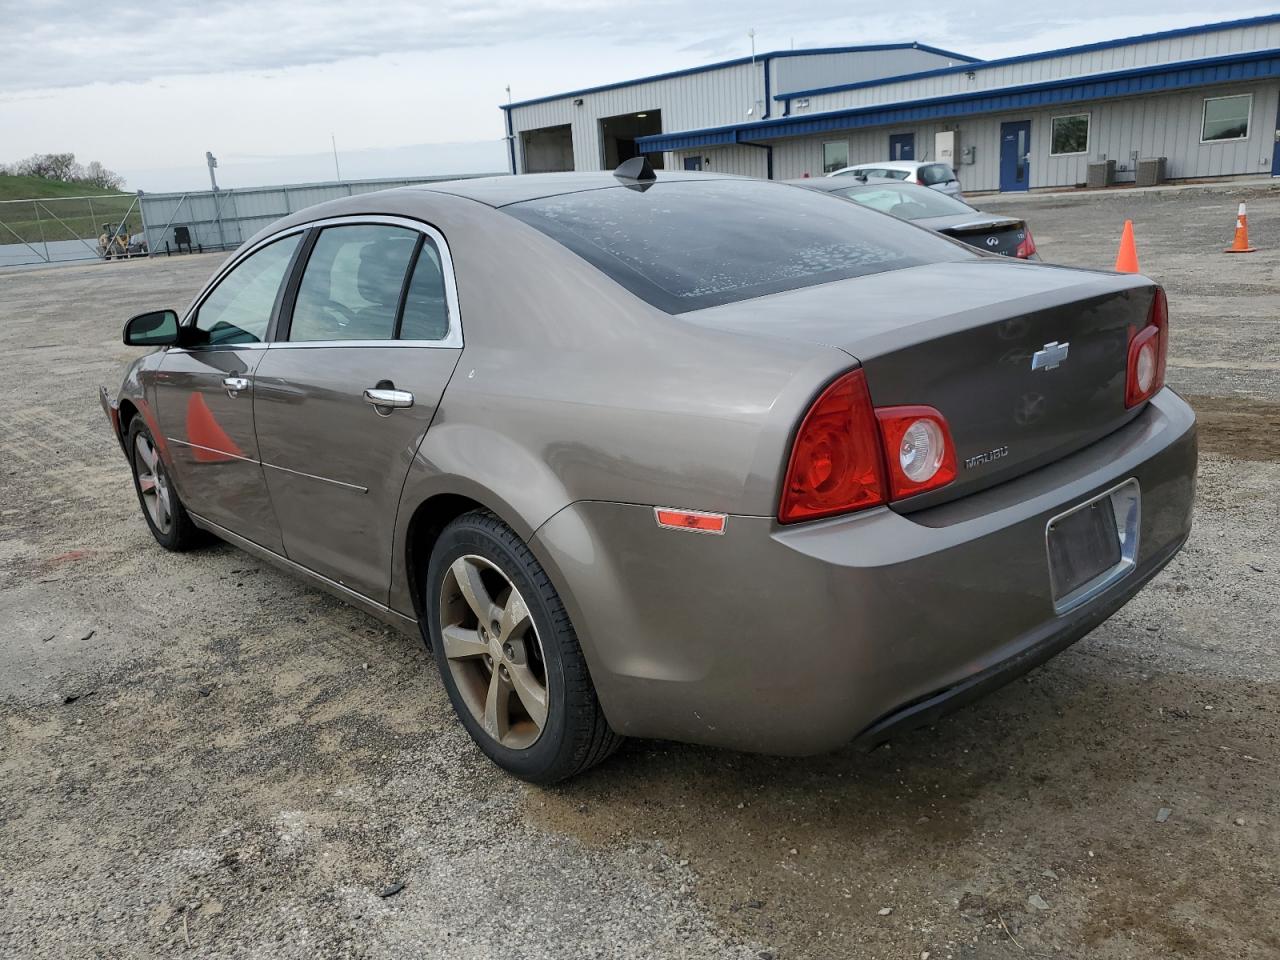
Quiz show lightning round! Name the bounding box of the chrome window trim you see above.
[264,340,456,351]
[180,214,463,350]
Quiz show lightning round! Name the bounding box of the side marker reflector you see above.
[654,508,727,535]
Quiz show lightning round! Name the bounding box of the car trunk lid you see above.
[917,214,1029,257]
[684,259,1158,509]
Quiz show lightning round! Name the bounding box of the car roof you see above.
[847,161,925,172]
[405,170,748,208]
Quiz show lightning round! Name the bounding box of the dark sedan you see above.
[789,177,1039,259]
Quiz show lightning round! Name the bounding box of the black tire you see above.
[425,510,623,783]
[125,417,205,551]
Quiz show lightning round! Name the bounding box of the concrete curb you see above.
[971,176,1280,205]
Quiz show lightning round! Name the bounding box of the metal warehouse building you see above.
[502,15,1280,191]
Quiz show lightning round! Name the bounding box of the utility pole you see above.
[206,151,227,250]
[505,85,515,176]
[331,134,342,181]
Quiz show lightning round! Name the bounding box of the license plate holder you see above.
[1046,479,1140,614]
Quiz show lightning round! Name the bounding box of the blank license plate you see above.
[1047,498,1122,601]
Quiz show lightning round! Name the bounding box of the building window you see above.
[1202,94,1252,142]
[822,141,849,174]
[1050,114,1090,155]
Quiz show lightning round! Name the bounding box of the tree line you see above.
[0,153,126,190]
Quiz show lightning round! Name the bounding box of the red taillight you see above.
[1125,287,1168,407]
[778,369,886,523]
[778,370,958,523]
[875,406,958,500]
[1014,226,1037,259]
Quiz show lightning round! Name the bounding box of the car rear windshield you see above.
[503,178,974,313]
[836,183,975,219]
[918,163,957,186]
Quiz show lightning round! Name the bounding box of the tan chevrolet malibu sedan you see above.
[101,165,1196,782]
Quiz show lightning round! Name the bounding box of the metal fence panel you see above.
[137,174,499,256]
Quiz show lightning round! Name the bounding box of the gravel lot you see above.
[2,182,1278,960]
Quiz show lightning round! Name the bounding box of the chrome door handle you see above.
[222,376,250,397]
[363,388,414,409]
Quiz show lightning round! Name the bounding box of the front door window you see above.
[194,235,300,345]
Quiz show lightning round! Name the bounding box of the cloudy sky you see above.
[1,1,1273,191]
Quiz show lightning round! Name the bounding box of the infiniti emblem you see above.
[1031,340,1070,371]
[985,236,1000,247]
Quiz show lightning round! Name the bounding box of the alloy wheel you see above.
[133,432,173,534]
[439,555,549,750]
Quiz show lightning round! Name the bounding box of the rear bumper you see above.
[532,388,1197,754]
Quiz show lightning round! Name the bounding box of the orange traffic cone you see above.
[1114,219,1140,273]
[185,392,244,462]
[1224,202,1257,253]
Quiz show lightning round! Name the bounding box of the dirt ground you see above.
[1,182,1278,960]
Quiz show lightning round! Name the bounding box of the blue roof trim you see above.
[639,47,1280,152]
[499,42,978,111]
[776,13,1280,101]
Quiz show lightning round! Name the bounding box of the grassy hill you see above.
[0,173,129,202]
[0,174,135,245]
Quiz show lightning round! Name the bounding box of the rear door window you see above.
[504,178,973,313]
[289,225,417,341]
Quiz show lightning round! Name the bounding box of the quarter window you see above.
[1202,94,1251,142]
[290,225,418,342]
[1050,114,1090,155]
[399,241,451,341]
[822,140,849,174]
[194,235,301,345]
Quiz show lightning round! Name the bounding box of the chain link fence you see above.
[0,194,143,268]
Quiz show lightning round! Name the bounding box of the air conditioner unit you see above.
[1136,157,1167,187]
[1086,160,1116,189]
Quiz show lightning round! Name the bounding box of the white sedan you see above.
[827,160,964,198]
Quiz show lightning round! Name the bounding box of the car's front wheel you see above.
[126,418,204,551]
[426,510,622,783]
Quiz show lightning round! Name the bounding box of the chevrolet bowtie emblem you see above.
[1031,340,1070,371]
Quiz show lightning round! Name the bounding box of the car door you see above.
[152,233,303,553]
[251,218,462,603]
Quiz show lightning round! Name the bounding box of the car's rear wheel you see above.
[126,418,204,551]
[426,510,622,783]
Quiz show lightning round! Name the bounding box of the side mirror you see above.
[123,309,181,346]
